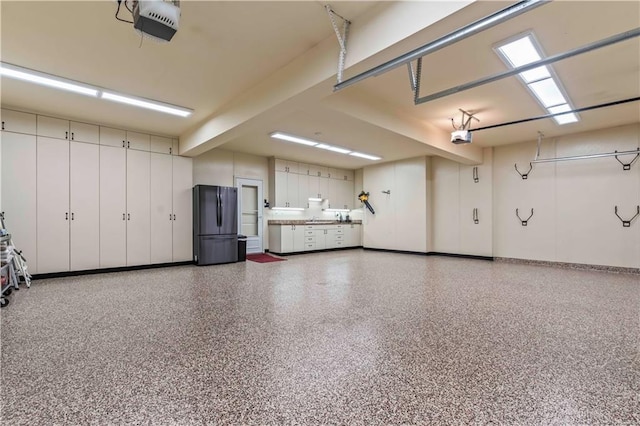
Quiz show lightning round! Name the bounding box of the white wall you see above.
[430,123,639,268]
[362,156,430,253]
[493,123,640,268]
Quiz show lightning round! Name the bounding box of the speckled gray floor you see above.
[1,250,639,425]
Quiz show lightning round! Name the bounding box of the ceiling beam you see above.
[322,89,484,165]
[179,1,474,157]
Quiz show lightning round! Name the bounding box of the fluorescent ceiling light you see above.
[101,91,192,117]
[528,78,566,108]
[495,33,579,126]
[0,62,98,97]
[270,131,381,160]
[349,152,381,161]
[270,132,319,146]
[0,61,193,117]
[548,104,578,124]
[315,144,351,154]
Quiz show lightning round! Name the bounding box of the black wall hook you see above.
[473,167,479,183]
[516,208,534,226]
[614,148,639,171]
[515,163,533,180]
[473,208,479,224]
[614,205,640,227]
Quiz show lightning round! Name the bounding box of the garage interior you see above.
[1,1,639,424]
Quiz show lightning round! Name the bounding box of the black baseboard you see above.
[427,252,494,261]
[363,247,494,261]
[363,247,427,256]
[269,246,363,257]
[31,261,194,280]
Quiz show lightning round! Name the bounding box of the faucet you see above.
[311,216,318,222]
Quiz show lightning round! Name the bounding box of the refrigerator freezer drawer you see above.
[196,235,238,265]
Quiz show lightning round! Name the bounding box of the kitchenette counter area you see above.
[268,220,362,254]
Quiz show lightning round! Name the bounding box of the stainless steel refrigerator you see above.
[193,185,238,265]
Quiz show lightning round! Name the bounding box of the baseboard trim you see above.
[427,252,494,261]
[494,257,640,275]
[268,246,363,257]
[31,261,194,280]
[363,247,428,256]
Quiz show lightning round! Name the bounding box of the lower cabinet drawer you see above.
[305,243,316,250]
[335,241,344,247]
[305,236,315,242]
[335,235,344,241]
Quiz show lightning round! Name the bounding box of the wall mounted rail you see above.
[333,0,549,91]
[532,148,640,168]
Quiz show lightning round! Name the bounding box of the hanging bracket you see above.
[516,208,534,226]
[473,208,479,224]
[515,163,533,180]
[473,166,479,183]
[325,5,351,84]
[614,148,640,171]
[614,205,639,228]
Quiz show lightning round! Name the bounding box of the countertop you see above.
[268,220,362,225]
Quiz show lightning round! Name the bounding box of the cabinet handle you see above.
[65,131,68,140]
[122,141,125,148]
[123,213,125,220]
[71,212,74,220]
[173,214,176,220]
[127,141,130,149]
[1,121,4,130]
[65,212,68,220]
[127,213,130,220]
[170,213,172,221]
[71,132,75,140]
[169,147,172,154]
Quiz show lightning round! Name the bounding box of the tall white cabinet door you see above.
[126,149,151,266]
[172,156,193,262]
[99,145,127,268]
[70,142,100,271]
[150,153,173,264]
[1,132,38,273]
[37,137,70,273]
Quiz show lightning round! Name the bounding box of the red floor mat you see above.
[246,253,287,263]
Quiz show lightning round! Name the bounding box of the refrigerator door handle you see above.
[217,190,222,228]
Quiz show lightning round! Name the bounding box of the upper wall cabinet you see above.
[100,126,127,147]
[150,135,173,155]
[172,138,180,156]
[274,159,299,174]
[126,131,150,151]
[35,115,99,143]
[1,109,36,134]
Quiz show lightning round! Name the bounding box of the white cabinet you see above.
[126,149,151,266]
[150,135,173,155]
[99,145,127,268]
[36,115,99,144]
[308,174,329,200]
[36,137,70,273]
[69,142,100,270]
[273,170,301,208]
[70,121,99,144]
[172,139,180,156]
[1,132,37,273]
[150,153,173,264]
[126,131,150,151]
[274,159,298,173]
[100,126,127,148]
[37,115,69,140]
[328,179,353,209]
[172,156,193,261]
[1,109,36,134]
[347,223,362,247]
[268,224,305,253]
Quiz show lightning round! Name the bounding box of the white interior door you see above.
[235,178,263,254]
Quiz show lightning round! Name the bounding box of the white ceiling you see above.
[2,1,639,169]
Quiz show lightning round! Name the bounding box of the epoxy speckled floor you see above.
[1,250,639,425]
